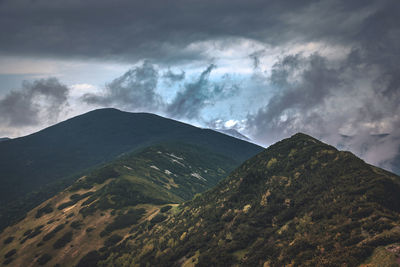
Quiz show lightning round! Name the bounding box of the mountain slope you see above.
[99,133,400,266]
[0,108,262,231]
[0,142,238,266]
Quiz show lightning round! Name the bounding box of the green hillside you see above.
[0,142,238,266]
[97,133,400,267]
[0,108,262,231]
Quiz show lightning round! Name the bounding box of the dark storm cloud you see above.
[232,0,400,172]
[82,61,163,111]
[246,46,400,170]
[82,63,232,120]
[0,78,69,126]
[166,64,221,119]
[162,69,185,83]
[247,53,341,143]
[249,50,265,69]
[1,0,400,171]
[0,0,382,63]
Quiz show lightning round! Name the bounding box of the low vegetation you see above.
[37,254,52,265]
[35,203,53,218]
[53,231,73,249]
[42,224,65,241]
[0,142,239,266]
[94,133,400,266]
[101,208,146,237]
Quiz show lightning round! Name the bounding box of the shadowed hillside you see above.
[0,108,262,231]
[0,142,239,266]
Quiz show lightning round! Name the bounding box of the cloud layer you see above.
[82,61,162,111]
[1,0,394,64]
[0,78,69,128]
[0,0,399,172]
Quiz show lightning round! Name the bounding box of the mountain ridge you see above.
[0,142,240,266]
[0,108,262,232]
[98,132,400,266]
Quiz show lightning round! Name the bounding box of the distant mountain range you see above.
[0,138,10,142]
[0,108,262,231]
[1,133,400,266]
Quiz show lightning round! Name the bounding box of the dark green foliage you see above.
[160,205,172,213]
[86,227,95,233]
[23,229,32,236]
[37,254,52,265]
[70,167,119,191]
[150,214,167,224]
[66,212,75,219]
[3,258,13,265]
[81,195,97,206]
[76,250,101,267]
[365,178,400,212]
[101,208,145,236]
[42,224,65,241]
[0,108,262,232]
[53,231,73,249]
[35,203,53,218]
[96,179,167,209]
[57,201,75,210]
[20,225,44,243]
[57,191,95,210]
[0,173,78,232]
[101,133,400,267]
[4,249,16,258]
[70,220,83,229]
[79,202,98,217]
[80,166,189,217]
[70,192,93,201]
[3,236,14,244]
[104,234,123,247]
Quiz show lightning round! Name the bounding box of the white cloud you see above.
[224,119,238,128]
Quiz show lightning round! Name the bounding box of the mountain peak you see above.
[286,132,323,144]
[85,107,123,115]
[262,132,335,161]
[0,108,262,232]
[100,134,400,266]
[291,132,316,139]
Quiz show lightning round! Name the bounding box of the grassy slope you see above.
[100,133,400,267]
[0,108,262,231]
[0,142,238,266]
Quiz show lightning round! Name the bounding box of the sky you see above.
[0,0,399,172]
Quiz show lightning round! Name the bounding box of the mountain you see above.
[0,138,10,142]
[88,133,400,267]
[0,108,262,231]
[0,142,238,266]
[4,133,399,266]
[213,129,251,141]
